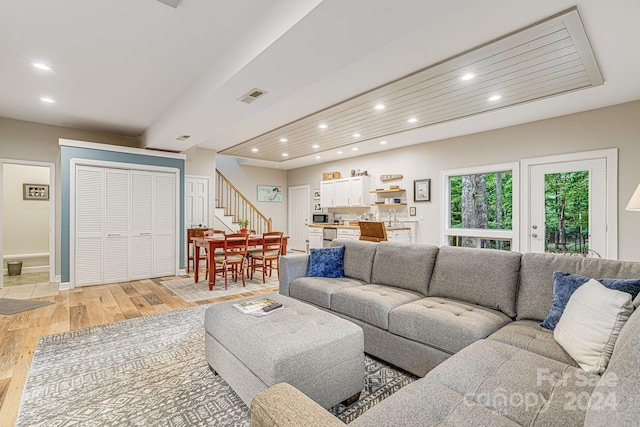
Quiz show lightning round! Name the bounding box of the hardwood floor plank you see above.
[0,275,272,427]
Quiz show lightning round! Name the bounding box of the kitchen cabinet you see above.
[337,228,361,241]
[320,180,335,208]
[308,227,323,249]
[387,229,411,242]
[323,176,371,207]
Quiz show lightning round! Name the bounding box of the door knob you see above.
[532,233,538,238]
[532,225,538,229]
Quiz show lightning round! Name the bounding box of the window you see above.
[442,162,519,251]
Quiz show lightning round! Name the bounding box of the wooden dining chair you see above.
[202,229,225,279]
[248,231,283,283]
[211,233,249,290]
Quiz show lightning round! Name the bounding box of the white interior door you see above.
[130,171,153,280]
[288,185,310,252]
[185,175,209,228]
[526,158,607,257]
[75,166,105,287]
[153,172,177,277]
[104,168,130,283]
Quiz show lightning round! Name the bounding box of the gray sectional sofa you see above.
[250,239,640,426]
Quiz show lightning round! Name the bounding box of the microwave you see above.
[312,213,334,224]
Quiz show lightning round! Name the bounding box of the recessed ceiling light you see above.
[40,97,55,103]
[374,104,385,110]
[337,151,343,155]
[318,124,328,129]
[251,148,259,152]
[282,153,288,157]
[488,95,503,101]
[407,117,418,123]
[176,134,191,141]
[380,141,387,145]
[312,144,320,149]
[460,73,475,81]
[33,63,51,71]
[352,133,361,138]
[279,138,288,143]
[315,156,321,159]
[352,147,359,151]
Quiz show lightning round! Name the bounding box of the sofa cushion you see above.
[307,246,345,278]
[330,239,378,283]
[370,242,438,295]
[554,279,634,374]
[289,276,365,309]
[389,297,512,354]
[428,246,521,317]
[488,320,578,366]
[517,252,640,321]
[584,306,640,426]
[540,271,640,330]
[330,284,423,330]
[352,339,598,427]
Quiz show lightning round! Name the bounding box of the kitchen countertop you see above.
[308,224,411,231]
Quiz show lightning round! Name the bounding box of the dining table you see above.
[191,234,289,286]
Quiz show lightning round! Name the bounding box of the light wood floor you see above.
[0,275,276,427]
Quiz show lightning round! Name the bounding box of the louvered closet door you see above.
[130,171,153,280]
[153,172,176,277]
[75,166,105,286]
[104,169,130,283]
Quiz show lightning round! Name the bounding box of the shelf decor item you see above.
[322,171,341,180]
[380,174,403,182]
[414,179,431,202]
[23,183,49,200]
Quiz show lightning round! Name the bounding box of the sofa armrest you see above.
[279,254,309,296]
[251,383,346,427]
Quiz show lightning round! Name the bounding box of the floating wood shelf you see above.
[370,189,406,193]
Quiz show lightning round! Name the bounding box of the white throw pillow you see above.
[554,278,634,374]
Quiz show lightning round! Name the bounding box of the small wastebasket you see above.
[7,261,22,276]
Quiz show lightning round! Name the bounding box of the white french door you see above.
[522,149,617,259]
[288,185,310,252]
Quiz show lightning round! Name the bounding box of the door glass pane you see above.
[544,170,594,256]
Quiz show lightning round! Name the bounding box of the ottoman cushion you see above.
[205,293,364,408]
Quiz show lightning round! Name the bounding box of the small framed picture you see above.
[409,207,416,216]
[313,189,321,200]
[23,184,49,200]
[414,179,431,202]
[313,203,322,212]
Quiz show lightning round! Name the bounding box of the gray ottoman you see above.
[204,292,364,409]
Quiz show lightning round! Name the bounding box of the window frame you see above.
[441,162,520,251]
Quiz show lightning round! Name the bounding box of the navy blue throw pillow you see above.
[540,271,640,330]
[307,246,345,278]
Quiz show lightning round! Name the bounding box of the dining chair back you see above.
[212,233,249,290]
[248,231,284,283]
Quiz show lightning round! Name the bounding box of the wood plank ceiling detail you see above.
[220,8,602,163]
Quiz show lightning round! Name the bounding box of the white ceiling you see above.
[1,0,639,170]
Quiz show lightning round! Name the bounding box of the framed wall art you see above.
[23,183,49,201]
[257,185,283,202]
[414,179,431,202]
[313,189,321,200]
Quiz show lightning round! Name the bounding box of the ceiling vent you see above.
[156,0,181,8]
[238,88,268,104]
[176,134,191,141]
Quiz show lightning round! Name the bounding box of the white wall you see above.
[287,100,640,262]
[216,156,288,232]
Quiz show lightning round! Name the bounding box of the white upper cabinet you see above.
[323,176,371,208]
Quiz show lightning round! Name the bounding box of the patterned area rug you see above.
[159,274,278,302]
[17,303,417,426]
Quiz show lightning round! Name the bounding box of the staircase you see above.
[215,169,272,234]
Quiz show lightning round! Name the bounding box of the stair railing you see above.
[215,169,272,234]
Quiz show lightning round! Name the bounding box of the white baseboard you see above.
[3,265,50,276]
[178,268,187,276]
